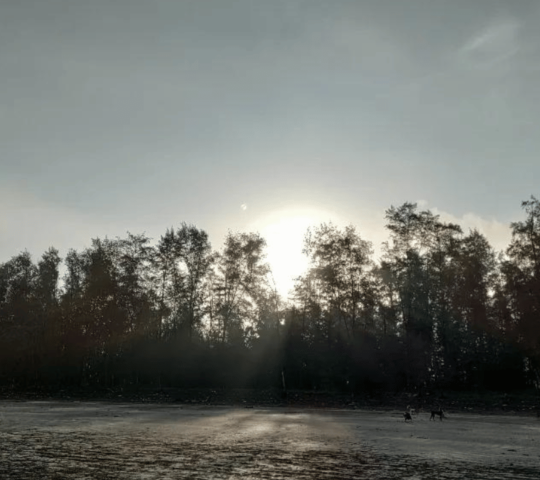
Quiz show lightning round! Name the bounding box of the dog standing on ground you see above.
[403,405,413,422]
[430,406,445,421]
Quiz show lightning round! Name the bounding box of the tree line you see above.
[1,198,539,394]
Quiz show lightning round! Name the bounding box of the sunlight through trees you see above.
[1,198,539,393]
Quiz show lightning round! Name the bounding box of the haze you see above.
[1,0,539,295]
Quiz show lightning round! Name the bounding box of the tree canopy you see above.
[1,199,539,393]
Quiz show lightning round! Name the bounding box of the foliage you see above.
[0,199,539,393]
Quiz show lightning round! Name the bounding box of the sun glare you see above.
[250,208,342,298]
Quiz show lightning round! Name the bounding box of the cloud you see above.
[432,208,512,254]
[360,201,513,258]
[460,18,520,68]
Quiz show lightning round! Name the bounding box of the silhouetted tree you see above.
[500,197,540,387]
[291,224,378,390]
[34,248,62,382]
[210,232,270,347]
[0,251,38,384]
[382,203,463,388]
[1,197,540,394]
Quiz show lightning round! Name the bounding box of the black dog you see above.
[430,408,445,421]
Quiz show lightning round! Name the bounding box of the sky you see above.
[1,0,540,296]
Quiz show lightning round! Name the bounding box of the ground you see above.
[1,401,539,479]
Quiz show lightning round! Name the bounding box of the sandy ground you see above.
[1,401,539,479]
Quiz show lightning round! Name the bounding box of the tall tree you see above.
[211,232,270,346]
[116,232,158,339]
[296,223,375,340]
[0,252,39,382]
[153,225,214,340]
[291,224,377,391]
[382,203,462,388]
[61,238,126,385]
[442,230,496,388]
[175,224,214,341]
[35,248,62,381]
[501,196,540,386]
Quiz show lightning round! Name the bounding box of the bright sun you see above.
[249,207,341,298]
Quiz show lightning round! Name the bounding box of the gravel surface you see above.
[1,401,539,479]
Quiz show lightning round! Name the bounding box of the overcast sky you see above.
[1,0,539,295]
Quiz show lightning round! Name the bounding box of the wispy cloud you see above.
[460,18,521,68]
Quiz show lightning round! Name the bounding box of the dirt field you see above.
[1,401,539,479]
